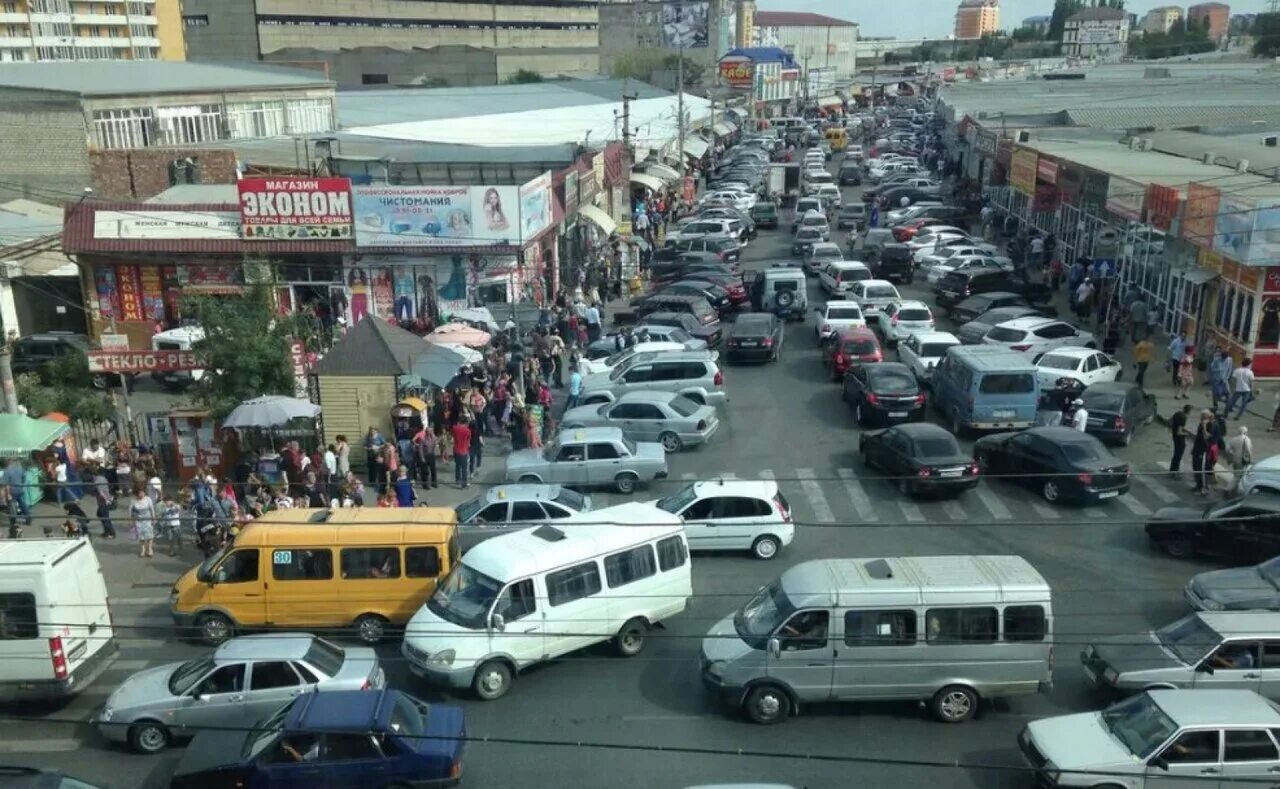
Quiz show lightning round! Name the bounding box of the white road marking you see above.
[974,487,1013,520]
[1116,495,1154,516]
[941,499,967,521]
[1131,472,1181,504]
[680,472,698,480]
[836,468,878,522]
[1029,501,1061,520]
[0,739,82,753]
[795,467,835,523]
[1083,507,1108,519]
[896,499,926,523]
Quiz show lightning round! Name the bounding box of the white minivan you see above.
[402,516,692,700]
[0,539,118,700]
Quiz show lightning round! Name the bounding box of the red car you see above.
[822,327,883,380]
[892,217,949,242]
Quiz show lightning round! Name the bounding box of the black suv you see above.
[10,332,120,389]
[935,269,1051,312]
[1145,494,1280,562]
[837,163,862,186]
[868,243,915,284]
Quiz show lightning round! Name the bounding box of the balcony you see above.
[65,35,128,46]
[72,13,128,24]
[0,12,30,23]
[0,36,33,47]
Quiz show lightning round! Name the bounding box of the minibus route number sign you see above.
[273,550,292,564]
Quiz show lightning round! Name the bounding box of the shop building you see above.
[717,47,800,120]
[752,11,857,78]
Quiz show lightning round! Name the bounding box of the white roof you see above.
[861,279,897,288]
[827,259,866,269]
[782,555,1049,609]
[0,538,88,566]
[1037,346,1096,360]
[689,479,778,500]
[896,300,931,310]
[997,316,1061,331]
[462,521,684,581]
[908,331,960,345]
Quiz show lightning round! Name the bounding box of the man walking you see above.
[413,428,438,489]
[566,367,583,414]
[1134,336,1154,389]
[1209,350,1233,413]
[585,301,602,344]
[1169,403,1192,474]
[1229,357,1256,419]
[1168,333,1187,387]
[1129,297,1150,341]
[451,419,472,489]
[91,467,117,538]
[548,328,566,388]
[2,459,31,530]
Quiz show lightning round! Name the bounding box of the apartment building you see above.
[1187,2,1230,42]
[954,0,999,40]
[0,0,183,62]
[753,11,857,78]
[1140,5,1183,35]
[1063,6,1130,59]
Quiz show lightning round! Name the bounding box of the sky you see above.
[758,0,1275,39]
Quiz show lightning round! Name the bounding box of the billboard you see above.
[1251,199,1280,266]
[238,177,353,240]
[1010,149,1038,196]
[93,210,240,240]
[1182,182,1220,249]
[352,185,520,248]
[719,56,753,89]
[519,172,552,240]
[660,1,709,48]
[1105,176,1144,222]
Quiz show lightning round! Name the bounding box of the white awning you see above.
[712,122,732,136]
[818,95,843,108]
[644,163,681,182]
[577,203,617,236]
[683,136,709,158]
[630,172,665,192]
[723,120,737,133]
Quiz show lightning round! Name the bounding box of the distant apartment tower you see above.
[1187,2,1230,42]
[1062,6,1130,59]
[1020,15,1051,34]
[1141,6,1184,35]
[955,0,999,39]
[0,0,184,62]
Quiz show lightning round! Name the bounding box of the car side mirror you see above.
[767,637,782,659]
[195,694,209,703]
[1150,756,1169,771]
[490,613,506,632]
[1197,661,1215,675]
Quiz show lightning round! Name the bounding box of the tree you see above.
[505,69,544,84]
[1012,25,1046,42]
[184,283,312,419]
[1048,0,1085,41]
[661,54,705,87]
[14,353,115,424]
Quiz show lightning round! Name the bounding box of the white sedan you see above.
[897,331,961,382]
[814,300,867,341]
[906,230,972,257]
[578,341,686,376]
[649,480,795,560]
[915,244,1011,271]
[1033,347,1123,391]
[871,300,935,346]
[983,317,1097,356]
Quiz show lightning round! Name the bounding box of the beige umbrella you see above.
[426,323,491,348]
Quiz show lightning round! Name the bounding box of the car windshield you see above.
[1101,693,1179,759]
[1082,392,1126,412]
[1260,556,1280,588]
[1155,615,1220,665]
[898,308,930,321]
[1038,354,1080,371]
[870,369,917,392]
[848,339,879,355]
[301,638,344,677]
[196,545,231,582]
[388,693,429,736]
[734,581,797,650]
[454,495,487,523]
[866,286,898,299]
[920,343,956,358]
[656,484,699,514]
[168,656,215,695]
[553,487,587,511]
[242,701,292,760]
[986,327,1026,342]
[669,395,701,417]
[1059,441,1106,463]
[828,306,863,320]
[426,563,505,630]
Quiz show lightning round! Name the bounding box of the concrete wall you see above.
[257,25,595,53]
[495,50,600,81]
[265,46,499,87]
[181,0,261,61]
[89,148,239,201]
[0,89,92,202]
[155,0,187,60]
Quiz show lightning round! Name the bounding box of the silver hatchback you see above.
[97,634,383,754]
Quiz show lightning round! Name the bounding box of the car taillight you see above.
[713,369,724,385]
[968,462,980,476]
[1114,416,1127,431]
[775,496,792,522]
[917,467,933,478]
[866,393,880,404]
[49,636,67,680]
[1010,344,1031,352]
[761,338,773,346]
[914,393,926,405]
[1077,472,1094,485]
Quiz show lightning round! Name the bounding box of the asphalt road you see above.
[2,160,1213,789]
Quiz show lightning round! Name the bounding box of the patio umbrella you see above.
[412,342,472,389]
[426,323,491,348]
[433,343,483,365]
[223,395,321,429]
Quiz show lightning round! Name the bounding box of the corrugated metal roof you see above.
[1066,106,1280,130]
[62,203,351,255]
[0,62,333,97]
[311,317,427,377]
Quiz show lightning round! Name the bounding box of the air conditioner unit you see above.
[1265,135,1278,148]
[1015,129,1031,143]
[1202,151,1216,164]
[1237,158,1250,173]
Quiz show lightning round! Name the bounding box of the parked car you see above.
[98,634,384,754]
[923,255,1009,286]
[795,210,830,241]
[1145,493,1280,561]
[847,279,901,318]
[577,349,726,407]
[804,242,846,276]
[813,300,867,342]
[974,426,1130,504]
[817,260,870,294]
[1033,348,1123,392]
[866,243,915,284]
[1186,553,1280,611]
[790,198,824,231]
[455,484,593,534]
[1240,454,1280,497]
[842,361,926,426]
[835,203,866,230]
[956,305,1049,345]
[897,331,960,383]
[562,390,720,452]
[749,264,807,321]
[823,326,883,380]
[651,480,795,559]
[587,326,708,359]
[984,317,1096,356]
[872,300,934,347]
[578,342,687,376]
[168,689,465,789]
[504,426,668,494]
[936,269,1053,312]
[658,236,742,264]
[859,423,979,497]
[725,313,784,363]
[949,292,1034,325]
[792,226,824,258]
[642,311,722,348]
[10,332,126,390]
[749,201,779,229]
[1077,381,1156,446]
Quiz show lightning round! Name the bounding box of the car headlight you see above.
[705,660,726,677]
[1200,597,1224,611]
[428,649,456,667]
[99,707,113,722]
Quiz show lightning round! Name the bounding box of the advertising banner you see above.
[564,170,579,217]
[93,210,241,240]
[1010,149,1038,195]
[117,264,144,322]
[719,57,753,89]
[1105,176,1144,222]
[1182,182,1220,249]
[88,350,205,374]
[974,129,998,158]
[352,184,519,248]
[1214,194,1255,262]
[1145,184,1180,232]
[519,172,552,241]
[1250,199,1280,267]
[660,1,709,48]
[238,177,353,241]
[580,157,600,204]
[1036,158,1058,185]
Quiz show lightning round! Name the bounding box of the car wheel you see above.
[931,685,979,723]
[128,721,170,754]
[752,534,781,560]
[1162,536,1194,559]
[354,613,388,644]
[195,611,233,645]
[518,474,542,484]
[659,432,683,453]
[1041,480,1061,503]
[614,473,638,495]
[472,660,513,700]
[614,618,648,656]
[743,684,791,725]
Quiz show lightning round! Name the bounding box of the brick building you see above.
[1188,2,1231,43]
[954,0,999,40]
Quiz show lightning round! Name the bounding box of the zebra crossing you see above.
[593,464,1197,527]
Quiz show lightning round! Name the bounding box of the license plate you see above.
[942,291,957,298]
[741,340,759,347]
[1098,490,1119,499]
[889,411,907,418]
[993,410,1015,418]
[940,470,963,478]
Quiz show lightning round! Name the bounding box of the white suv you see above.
[873,300,935,346]
[983,316,1096,355]
[848,279,901,318]
[649,480,795,559]
[897,331,960,382]
[814,301,867,341]
[818,260,870,294]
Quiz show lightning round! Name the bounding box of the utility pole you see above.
[677,45,687,176]
[0,345,15,414]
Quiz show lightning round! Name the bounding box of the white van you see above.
[0,539,117,700]
[150,325,206,388]
[402,520,692,700]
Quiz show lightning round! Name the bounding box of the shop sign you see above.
[1222,258,1240,284]
[1010,149,1038,196]
[781,69,799,81]
[1265,267,1280,295]
[99,333,129,351]
[238,177,353,241]
[974,129,998,158]
[1214,193,1255,262]
[519,171,553,240]
[1247,199,1280,267]
[178,264,244,292]
[87,350,204,373]
[1081,171,1109,215]
[564,170,580,216]
[93,210,240,240]
[1240,266,1261,291]
[351,184,520,248]
[579,161,600,205]
[1145,184,1181,232]
[1036,158,1057,185]
[1182,182,1220,249]
[718,56,753,89]
[1198,247,1224,275]
[1105,176,1144,222]
[116,264,144,322]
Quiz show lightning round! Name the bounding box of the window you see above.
[226,101,286,139]
[1161,730,1220,764]
[213,549,259,583]
[340,547,401,580]
[405,546,440,578]
[1262,640,1280,669]
[925,607,998,643]
[978,373,1035,394]
[182,14,210,27]
[292,662,320,684]
[474,502,509,523]
[622,367,652,383]
[323,733,383,761]
[556,444,586,462]
[194,663,245,696]
[155,104,223,145]
[0,593,37,640]
[547,561,602,606]
[361,73,389,85]
[271,733,319,763]
[285,98,333,134]
[494,579,536,622]
[1225,730,1279,762]
[778,610,829,650]
[715,497,770,518]
[844,609,917,647]
[605,545,656,587]
[1003,605,1047,642]
[510,501,546,521]
[272,548,333,581]
[588,443,619,460]
[92,107,153,149]
[657,535,687,571]
[250,661,302,690]
[681,497,715,520]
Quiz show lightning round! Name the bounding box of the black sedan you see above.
[1145,493,1280,562]
[974,426,1131,504]
[1079,381,1157,446]
[841,362,926,426]
[725,313,783,363]
[948,292,1033,325]
[643,281,731,313]
[860,423,980,497]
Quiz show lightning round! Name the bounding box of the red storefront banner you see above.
[718,57,753,88]
[238,177,354,241]
[87,350,205,373]
[1036,158,1058,185]
[117,264,144,322]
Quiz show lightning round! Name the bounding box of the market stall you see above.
[0,413,71,508]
